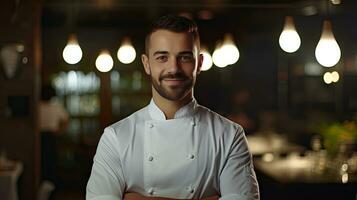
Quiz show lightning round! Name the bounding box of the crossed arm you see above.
[124,193,219,200]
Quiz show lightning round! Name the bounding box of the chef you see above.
[86,14,259,200]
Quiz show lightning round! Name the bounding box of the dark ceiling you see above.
[42,0,356,28]
[41,0,357,74]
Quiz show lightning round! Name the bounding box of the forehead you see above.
[147,30,197,55]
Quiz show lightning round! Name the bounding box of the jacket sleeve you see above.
[86,127,126,200]
[218,126,260,200]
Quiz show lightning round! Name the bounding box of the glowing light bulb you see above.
[315,20,341,67]
[212,42,227,68]
[331,71,340,82]
[221,34,240,65]
[117,38,136,64]
[95,50,113,72]
[63,34,82,64]
[279,16,301,53]
[200,47,213,71]
[323,72,333,84]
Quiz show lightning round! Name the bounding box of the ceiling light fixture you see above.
[315,20,341,67]
[279,16,301,53]
[63,34,82,65]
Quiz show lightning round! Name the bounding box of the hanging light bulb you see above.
[117,38,136,64]
[212,41,227,68]
[220,34,240,65]
[331,71,340,82]
[95,50,113,72]
[63,34,83,64]
[200,47,213,71]
[323,72,333,84]
[315,20,341,67]
[279,16,301,53]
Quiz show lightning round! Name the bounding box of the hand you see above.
[123,193,145,200]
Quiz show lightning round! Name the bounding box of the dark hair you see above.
[41,84,56,101]
[145,14,200,54]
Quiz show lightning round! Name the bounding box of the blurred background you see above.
[0,0,356,199]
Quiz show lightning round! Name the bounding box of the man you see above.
[86,15,259,200]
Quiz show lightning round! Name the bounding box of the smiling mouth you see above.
[163,78,186,81]
[162,78,187,86]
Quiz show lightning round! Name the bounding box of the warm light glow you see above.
[63,34,82,64]
[323,72,333,84]
[212,42,227,68]
[341,163,348,172]
[331,71,340,82]
[331,0,341,5]
[279,16,301,53]
[342,173,348,183]
[262,153,274,162]
[315,20,341,67]
[96,50,113,72]
[221,34,240,65]
[117,38,136,64]
[286,157,311,168]
[15,44,25,52]
[200,48,213,71]
[323,71,340,84]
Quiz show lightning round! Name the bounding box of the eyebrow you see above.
[152,51,194,56]
[178,51,194,56]
[153,51,169,56]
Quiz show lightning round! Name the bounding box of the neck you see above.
[152,88,193,119]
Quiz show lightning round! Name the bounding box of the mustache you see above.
[159,72,188,81]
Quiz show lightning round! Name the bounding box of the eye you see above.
[179,55,194,63]
[155,55,168,62]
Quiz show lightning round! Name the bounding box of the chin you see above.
[167,90,192,101]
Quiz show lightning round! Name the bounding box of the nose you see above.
[167,56,181,74]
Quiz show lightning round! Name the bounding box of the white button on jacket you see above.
[86,99,260,200]
[148,156,154,162]
[148,187,154,195]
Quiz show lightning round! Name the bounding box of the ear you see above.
[141,54,150,75]
[196,53,204,75]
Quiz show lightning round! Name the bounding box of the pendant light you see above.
[95,50,113,72]
[212,41,227,68]
[315,20,341,67]
[200,46,213,71]
[323,71,340,84]
[63,34,82,64]
[220,34,240,65]
[279,16,301,53]
[117,38,136,64]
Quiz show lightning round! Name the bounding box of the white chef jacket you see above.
[86,99,259,200]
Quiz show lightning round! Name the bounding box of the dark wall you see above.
[0,0,41,199]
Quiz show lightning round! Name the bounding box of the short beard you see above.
[150,72,194,101]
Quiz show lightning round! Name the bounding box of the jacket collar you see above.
[148,98,198,120]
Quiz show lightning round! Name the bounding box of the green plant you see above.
[315,121,357,157]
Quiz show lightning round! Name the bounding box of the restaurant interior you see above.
[0,0,356,199]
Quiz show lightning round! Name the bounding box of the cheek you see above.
[147,65,160,78]
[149,62,165,74]
[182,64,197,76]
